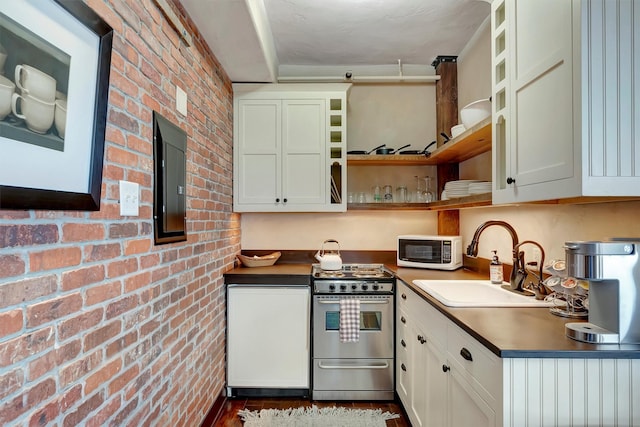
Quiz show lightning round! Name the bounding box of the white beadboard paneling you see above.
[504,358,639,426]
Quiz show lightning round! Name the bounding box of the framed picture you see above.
[0,0,112,210]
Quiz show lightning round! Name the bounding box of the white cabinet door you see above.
[447,362,496,427]
[227,286,310,388]
[281,99,326,205]
[493,0,640,203]
[235,99,281,206]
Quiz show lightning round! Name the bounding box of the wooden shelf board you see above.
[347,154,436,166]
[347,193,492,211]
[428,118,492,163]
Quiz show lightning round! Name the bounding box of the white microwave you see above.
[397,235,463,270]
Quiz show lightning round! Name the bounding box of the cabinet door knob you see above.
[400,316,406,324]
[417,335,426,344]
[401,339,406,348]
[275,198,280,203]
[401,363,407,372]
[442,365,450,372]
[460,347,473,361]
[506,177,516,184]
[283,198,288,203]
[401,293,407,300]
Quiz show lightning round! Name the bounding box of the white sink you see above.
[413,280,554,307]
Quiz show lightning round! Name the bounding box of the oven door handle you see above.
[317,300,389,305]
[318,361,390,370]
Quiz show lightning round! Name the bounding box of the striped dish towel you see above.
[339,297,360,342]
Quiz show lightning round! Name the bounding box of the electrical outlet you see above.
[119,180,139,216]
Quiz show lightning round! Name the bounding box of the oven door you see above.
[312,294,393,359]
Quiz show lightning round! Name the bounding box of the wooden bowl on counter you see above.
[237,252,281,267]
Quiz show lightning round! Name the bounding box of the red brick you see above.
[61,223,105,242]
[106,295,138,319]
[59,351,102,388]
[0,327,54,366]
[0,309,23,338]
[27,377,56,406]
[0,368,23,400]
[108,222,138,239]
[0,224,58,247]
[28,398,60,427]
[84,320,122,351]
[29,247,82,272]
[108,109,140,135]
[85,281,122,306]
[0,254,26,279]
[60,384,82,412]
[84,243,121,262]
[124,271,151,293]
[61,265,105,291]
[28,340,81,380]
[124,238,151,255]
[58,309,103,341]
[0,394,27,425]
[26,294,83,328]
[85,358,122,395]
[106,330,138,358]
[108,364,140,395]
[85,395,121,427]
[62,391,104,427]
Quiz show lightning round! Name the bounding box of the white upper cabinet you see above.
[492,0,640,204]
[233,83,350,212]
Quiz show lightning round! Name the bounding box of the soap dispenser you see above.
[490,250,503,284]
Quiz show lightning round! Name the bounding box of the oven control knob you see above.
[329,284,335,291]
[351,284,357,290]
[340,284,347,291]
[362,284,368,291]
[372,284,379,291]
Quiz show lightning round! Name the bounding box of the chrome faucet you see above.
[466,220,521,291]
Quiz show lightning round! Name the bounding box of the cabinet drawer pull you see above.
[400,316,406,324]
[506,177,516,184]
[401,363,407,372]
[442,365,450,372]
[401,293,407,300]
[401,339,406,348]
[460,347,473,361]
[417,335,426,344]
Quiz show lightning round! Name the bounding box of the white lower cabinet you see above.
[396,280,640,427]
[397,281,498,427]
[227,285,310,392]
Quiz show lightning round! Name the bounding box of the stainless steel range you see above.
[311,263,395,401]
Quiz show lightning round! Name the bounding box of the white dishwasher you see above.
[226,284,310,397]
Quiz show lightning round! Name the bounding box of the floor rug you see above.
[238,404,400,426]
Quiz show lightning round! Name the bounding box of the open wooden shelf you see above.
[346,117,492,166]
[347,193,492,211]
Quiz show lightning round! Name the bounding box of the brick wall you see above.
[0,0,239,425]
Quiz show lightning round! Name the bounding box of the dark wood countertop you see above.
[391,266,640,358]
[223,262,640,358]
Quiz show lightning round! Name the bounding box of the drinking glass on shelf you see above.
[414,176,425,203]
[423,176,434,203]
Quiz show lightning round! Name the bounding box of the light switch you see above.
[119,180,139,216]
[176,85,187,116]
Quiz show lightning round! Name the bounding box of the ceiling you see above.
[179,0,491,83]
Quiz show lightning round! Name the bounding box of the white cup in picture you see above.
[0,75,15,120]
[55,98,67,138]
[11,92,55,134]
[15,64,57,103]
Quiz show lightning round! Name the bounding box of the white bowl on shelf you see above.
[451,124,466,138]
[460,99,491,129]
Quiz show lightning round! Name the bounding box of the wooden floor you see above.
[211,397,411,426]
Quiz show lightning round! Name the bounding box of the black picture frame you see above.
[0,0,112,210]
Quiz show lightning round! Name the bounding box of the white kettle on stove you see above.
[315,239,343,270]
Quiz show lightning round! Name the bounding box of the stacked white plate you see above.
[443,180,480,198]
[468,181,492,195]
